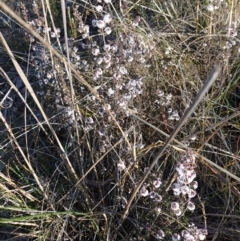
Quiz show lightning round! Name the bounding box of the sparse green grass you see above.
[0,0,240,240]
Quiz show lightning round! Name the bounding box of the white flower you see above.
[43,27,51,33]
[165,46,173,55]
[119,66,128,75]
[118,98,128,108]
[157,90,164,97]
[172,233,181,241]
[65,108,74,117]
[192,181,198,189]
[174,209,182,216]
[165,50,170,55]
[140,186,149,197]
[93,74,100,80]
[155,207,161,214]
[104,53,111,63]
[172,182,182,191]
[98,107,105,115]
[181,185,190,195]
[128,36,135,46]
[96,57,103,65]
[187,172,196,183]
[177,175,189,184]
[73,46,78,53]
[95,5,103,12]
[128,79,136,87]
[176,166,185,176]
[50,32,57,38]
[184,233,195,240]
[199,233,206,240]
[113,71,121,80]
[150,191,157,199]
[117,160,126,171]
[104,27,112,35]
[188,189,197,198]
[171,202,180,211]
[85,117,94,124]
[105,104,111,110]
[82,25,89,34]
[207,4,214,12]
[75,55,80,61]
[46,72,52,79]
[111,44,118,52]
[172,110,180,119]
[173,189,181,196]
[107,88,115,96]
[103,13,112,23]
[43,79,48,84]
[187,201,195,211]
[153,178,162,188]
[96,20,106,29]
[197,229,207,240]
[103,44,111,52]
[124,95,131,101]
[105,61,111,69]
[189,135,197,141]
[127,56,134,62]
[139,56,145,63]
[92,47,100,56]
[156,230,165,240]
[181,230,189,238]
[166,93,172,101]
[95,68,103,76]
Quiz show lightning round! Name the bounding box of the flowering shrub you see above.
[1,0,240,240]
[0,1,207,240]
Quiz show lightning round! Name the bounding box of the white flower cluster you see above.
[168,108,180,121]
[154,91,181,121]
[206,0,224,12]
[117,159,126,171]
[172,223,208,241]
[155,90,172,106]
[156,229,165,240]
[92,13,112,34]
[221,21,238,50]
[139,178,163,202]
[139,185,149,197]
[80,30,155,117]
[170,149,198,216]
[116,78,144,110]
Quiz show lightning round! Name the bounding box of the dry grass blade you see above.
[0,172,38,202]
[0,108,46,195]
